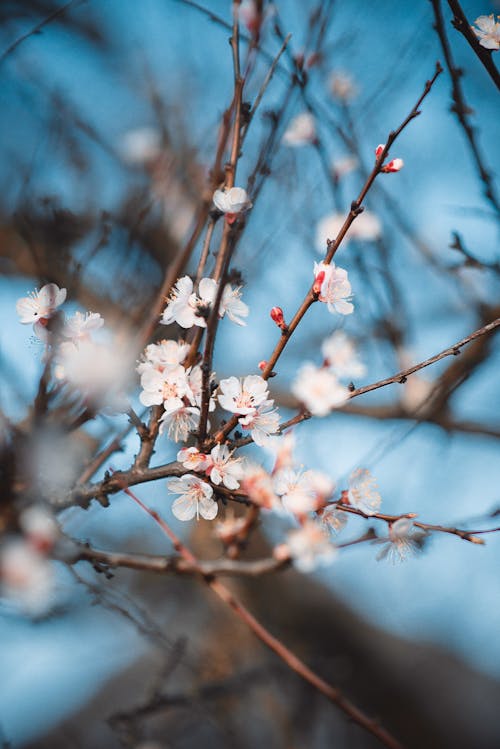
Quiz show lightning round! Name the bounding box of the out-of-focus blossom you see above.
[159,406,200,443]
[282,520,337,572]
[320,504,348,535]
[471,15,500,50]
[282,112,316,146]
[271,432,295,473]
[241,464,280,510]
[177,447,210,472]
[316,211,382,251]
[237,0,261,36]
[168,474,218,521]
[206,444,243,490]
[119,127,162,165]
[161,276,213,329]
[321,330,365,379]
[376,518,420,563]
[62,311,103,342]
[332,155,359,181]
[16,283,67,341]
[213,187,252,214]
[328,71,357,100]
[313,262,354,315]
[347,468,381,515]
[19,506,58,553]
[218,375,269,415]
[274,468,333,514]
[292,362,349,417]
[0,540,55,616]
[397,348,434,413]
[238,400,280,446]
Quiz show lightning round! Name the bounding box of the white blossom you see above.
[137,339,189,375]
[220,284,249,325]
[292,363,349,417]
[321,330,365,379]
[177,447,210,471]
[348,468,381,515]
[161,276,212,329]
[185,364,216,412]
[274,469,333,514]
[241,463,281,510]
[472,15,500,50]
[206,444,243,490]
[282,112,316,147]
[314,261,354,315]
[1,540,55,616]
[285,521,337,572]
[139,366,189,411]
[16,283,67,341]
[213,187,252,214]
[316,211,382,252]
[19,506,59,552]
[218,375,269,416]
[320,505,348,536]
[376,518,420,563]
[238,400,280,446]
[63,311,103,342]
[168,474,218,521]
[158,406,200,443]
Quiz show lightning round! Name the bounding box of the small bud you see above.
[313,270,325,295]
[225,212,238,225]
[270,306,286,330]
[375,143,385,159]
[258,360,267,371]
[381,158,404,173]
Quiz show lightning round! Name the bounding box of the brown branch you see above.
[446,0,500,91]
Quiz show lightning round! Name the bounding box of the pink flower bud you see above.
[381,158,404,173]
[375,144,385,159]
[313,270,325,295]
[225,212,238,225]
[258,360,267,371]
[270,306,286,329]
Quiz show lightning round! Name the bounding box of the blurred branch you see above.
[446,0,500,91]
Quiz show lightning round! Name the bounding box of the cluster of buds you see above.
[375,144,404,173]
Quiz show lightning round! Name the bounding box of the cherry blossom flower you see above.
[313,262,354,315]
[274,468,333,514]
[177,447,210,471]
[206,444,243,490]
[283,520,337,572]
[138,339,189,374]
[376,518,421,563]
[321,330,365,379]
[139,366,188,411]
[471,15,500,50]
[185,364,216,412]
[282,112,316,146]
[347,468,381,515]
[161,276,212,329]
[16,283,67,340]
[328,71,357,100]
[19,506,58,553]
[316,211,382,251]
[218,375,269,415]
[292,363,349,417]
[168,474,218,521]
[1,540,55,616]
[319,504,348,536]
[158,405,200,443]
[238,400,280,446]
[241,464,281,510]
[63,311,103,342]
[220,284,249,325]
[213,187,252,214]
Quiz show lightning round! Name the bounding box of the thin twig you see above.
[446,0,500,91]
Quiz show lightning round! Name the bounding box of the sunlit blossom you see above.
[206,444,243,490]
[282,112,316,146]
[168,474,218,521]
[471,14,500,50]
[313,261,354,315]
[139,366,188,411]
[347,468,381,515]
[177,447,210,471]
[161,276,212,329]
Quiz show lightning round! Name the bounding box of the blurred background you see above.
[1,0,500,747]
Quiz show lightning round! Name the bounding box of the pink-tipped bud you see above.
[375,143,385,159]
[381,158,404,173]
[313,270,325,295]
[258,360,267,371]
[225,212,238,225]
[270,306,286,329]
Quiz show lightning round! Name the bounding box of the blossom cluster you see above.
[162,276,248,329]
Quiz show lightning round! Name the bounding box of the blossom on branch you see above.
[316,211,382,251]
[319,504,348,535]
[159,405,200,443]
[347,468,381,515]
[161,276,213,329]
[281,520,337,572]
[238,400,280,446]
[471,15,500,50]
[218,375,269,415]
[292,362,349,417]
[177,447,210,471]
[321,330,365,379]
[376,518,420,563]
[206,444,243,490]
[168,474,218,521]
[16,283,67,341]
[274,468,333,515]
[213,187,252,215]
[282,112,316,146]
[313,262,354,315]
